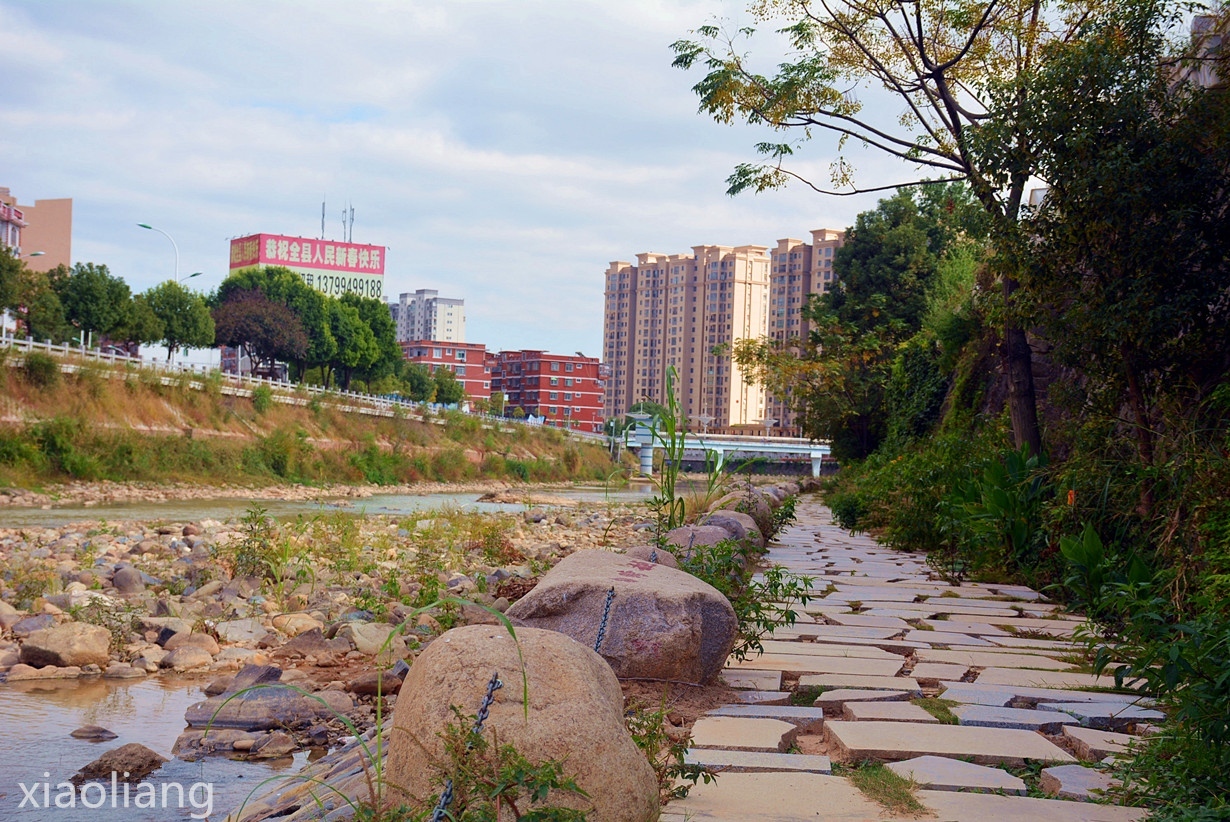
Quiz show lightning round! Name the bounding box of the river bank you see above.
[0,477,620,509]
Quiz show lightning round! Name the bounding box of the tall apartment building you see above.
[491,350,603,433]
[604,229,843,434]
[604,244,772,429]
[0,186,73,272]
[766,229,845,431]
[392,289,464,343]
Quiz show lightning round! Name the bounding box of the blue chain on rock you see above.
[594,586,616,653]
[429,670,504,821]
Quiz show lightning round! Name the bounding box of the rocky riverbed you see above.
[0,495,655,761]
[0,478,568,509]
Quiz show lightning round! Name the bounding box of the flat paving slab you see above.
[940,681,1144,706]
[812,687,911,711]
[799,674,921,694]
[886,755,1026,794]
[1041,764,1117,800]
[729,654,904,677]
[1038,702,1165,731]
[916,648,1076,670]
[734,690,790,705]
[720,669,783,690]
[825,612,911,629]
[684,748,832,774]
[690,716,798,752]
[975,668,1117,689]
[918,788,1145,820]
[1063,725,1136,761]
[755,639,898,659]
[824,720,1076,766]
[707,704,826,733]
[664,771,918,821]
[904,630,994,646]
[842,701,938,723]
[953,704,1080,733]
[909,662,971,680]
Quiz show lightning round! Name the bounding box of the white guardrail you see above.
[0,335,608,441]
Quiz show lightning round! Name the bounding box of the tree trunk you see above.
[1001,279,1043,457]
[1123,350,1156,515]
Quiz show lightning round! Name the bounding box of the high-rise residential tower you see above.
[393,289,465,343]
[603,228,843,434]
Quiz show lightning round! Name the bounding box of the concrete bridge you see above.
[625,430,832,477]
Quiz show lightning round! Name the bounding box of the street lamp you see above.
[137,223,179,282]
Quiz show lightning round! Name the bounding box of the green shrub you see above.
[22,351,61,388]
[678,537,813,661]
[252,384,274,414]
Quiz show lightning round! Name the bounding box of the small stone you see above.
[71,725,119,741]
[70,743,166,785]
[112,567,145,595]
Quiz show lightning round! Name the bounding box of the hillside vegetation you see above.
[0,351,613,489]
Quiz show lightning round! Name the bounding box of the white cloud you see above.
[1,0,906,356]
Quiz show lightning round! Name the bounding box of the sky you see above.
[0,0,903,358]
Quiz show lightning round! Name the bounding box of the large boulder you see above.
[698,511,765,550]
[20,623,111,668]
[710,491,775,538]
[504,549,737,684]
[385,625,659,822]
[663,525,736,559]
[624,544,680,569]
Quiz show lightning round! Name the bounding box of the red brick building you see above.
[491,350,603,433]
[400,340,491,407]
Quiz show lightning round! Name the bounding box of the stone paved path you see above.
[664,498,1150,821]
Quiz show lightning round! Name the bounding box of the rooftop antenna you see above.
[340,202,355,243]
[321,198,326,240]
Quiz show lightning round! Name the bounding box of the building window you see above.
[564,378,573,387]
[433,348,442,358]
[550,362,560,372]
[549,406,558,414]
[565,362,574,372]
[456,350,466,361]
[456,366,466,375]
[550,377,559,386]
[550,392,558,400]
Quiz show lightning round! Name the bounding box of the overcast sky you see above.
[1,0,901,357]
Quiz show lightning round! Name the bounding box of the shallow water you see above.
[0,485,659,530]
[0,676,308,821]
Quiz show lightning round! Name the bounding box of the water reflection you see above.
[0,677,306,821]
[0,484,666,529]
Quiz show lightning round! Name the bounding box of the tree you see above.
[1014,1,1230,502]
[0,252,21,312]
[433,367,465,405]
[213,289,309,377]
[218,266,336,380]
[144,281,215,361]
[401,362,436,402]
[112,293,165,346]
[327,300,378,390]
[736,184,985,458]
[341,292,402,386]
[489,390,507,417]
[53,263,131,344]
[669,0,1119,455]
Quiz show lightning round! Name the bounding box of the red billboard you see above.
[228,233,386,299]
